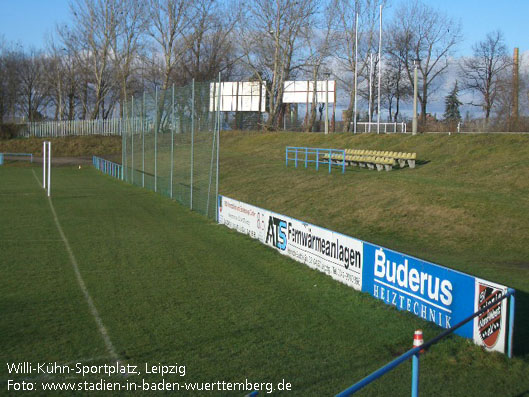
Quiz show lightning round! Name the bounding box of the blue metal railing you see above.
[93,156,123,179]
[336,288,516,396]
[0,152,33,163]
[285,147,346,174]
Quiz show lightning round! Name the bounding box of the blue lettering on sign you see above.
[362,242,475,338]
[266,216,287,251]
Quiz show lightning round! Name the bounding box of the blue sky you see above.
[0,0,528,55]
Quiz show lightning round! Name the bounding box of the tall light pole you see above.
[377,4,382,134]
[412,58,420,135]
[353,12,359,134]
[324,72,330,135]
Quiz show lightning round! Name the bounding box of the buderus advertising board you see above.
[361,243,476,339]
[217,195,512,354]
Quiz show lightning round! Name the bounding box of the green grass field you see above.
[1,132,529,396]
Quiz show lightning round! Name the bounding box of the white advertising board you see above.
[218,195,363,290]
[283,80,336,104]
[210,82,266,112]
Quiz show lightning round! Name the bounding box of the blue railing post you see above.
[508,289,515,358]
[305,148,308,168]
[411,330,423,397]
[342,150,346,173]
[316,149,319,170]
[295,148,298,168]
[328,149,331,174]
[411,354,419,397]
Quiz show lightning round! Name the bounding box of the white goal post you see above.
[42,141,51,196]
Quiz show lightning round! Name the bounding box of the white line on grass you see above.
[31,170,120,363]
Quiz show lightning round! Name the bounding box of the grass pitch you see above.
[1,132,529,395]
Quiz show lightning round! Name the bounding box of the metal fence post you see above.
[131,96,134,185]
[121,117,125,180]
[190,79,195,210]
[208,74,221,217]
[170,84,175,199]
[216,77,220,222]
[155,86,158,193]
[142,91,145,188]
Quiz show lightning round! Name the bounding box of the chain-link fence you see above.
[121,80,220,220]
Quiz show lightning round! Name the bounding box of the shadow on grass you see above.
[415,159,430,166]
[513,288,529,358]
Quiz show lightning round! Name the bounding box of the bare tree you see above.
[389,1,461,125]
[460,30,510,121]
[381,58,412,121]
[384,25,412,122]
[239,0,318,130]
[18,50,49,121]
[110,0,147,110]
[147,0,195,91]
[179,0,240,83]
[62,0,118,119]
[0,40,22,122]
[300,0,335,132]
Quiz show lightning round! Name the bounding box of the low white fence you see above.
[25,118,129,137]
[353,122,407,133]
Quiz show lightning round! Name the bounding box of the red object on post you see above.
[413,329,424,353]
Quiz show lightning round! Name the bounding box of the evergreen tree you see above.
[444,82,462,122]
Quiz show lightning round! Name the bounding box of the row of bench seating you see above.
[324,149,417,171]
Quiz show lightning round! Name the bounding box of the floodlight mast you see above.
[353,12,359,134]
[412,58,420,135]
[377,4,382,134]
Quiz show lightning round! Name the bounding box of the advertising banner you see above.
[218,196,363,290]
[361,243,476,339]
[217,195,513,354]
[209,82,266,112]
[473,278,509,353]
[283,80,336,104]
